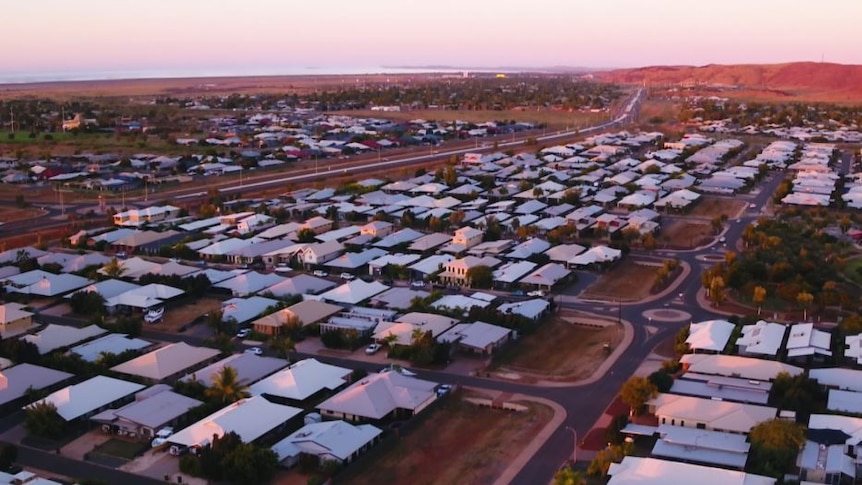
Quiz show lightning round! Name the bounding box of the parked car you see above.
[410,280,426,288]
[236,328,251,339]
[244,347,263,356]
[274,264,290,274]
[151,427,174,448]
[365,343,382,355]
[527,290,546,297]
[511,290,525,297]
[719,236,726,243]
[340,272,355,280]
[436,384,453,397]
[313,270,329,277]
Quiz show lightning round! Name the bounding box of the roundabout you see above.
[642,308,692,323]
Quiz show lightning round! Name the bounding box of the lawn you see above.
[688,196,747,219]
[494,318,622,378]
[843,257,862,285]
[346,395,553,485]
[581,259,659,301]
[661,221,713,249]
[92,439,148,460]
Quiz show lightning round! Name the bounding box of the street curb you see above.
[488,394,567,485]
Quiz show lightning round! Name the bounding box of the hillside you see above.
[596,62,862,102]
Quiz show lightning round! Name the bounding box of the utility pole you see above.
[9,108,14,133]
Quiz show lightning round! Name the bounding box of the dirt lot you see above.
[495,318,622,379]
[581,259,658,301]
[688,196,747,219]
[661,220,713,249]
[345,394,552,485]
[153,297,223,333]
[0,206,44,223]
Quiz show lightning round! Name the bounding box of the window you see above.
[696,423,706,430]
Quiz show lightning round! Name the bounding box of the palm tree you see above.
[205,366,249,404]
[102,257,126,278]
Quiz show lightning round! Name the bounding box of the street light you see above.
[565,426,578,464]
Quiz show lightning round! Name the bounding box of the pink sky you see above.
[7,0,862,78]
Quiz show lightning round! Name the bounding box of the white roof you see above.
[438,322,511,350]
[652,424,750,468]
[569,245,622,266]
[264,274,336,298]
[430,294,492,312]
[250,358,351,401]
[0,302,33,325]
[68,279,140,300]
[215,272,286,296]
[737,320,787,356]
[180,353,288,387]
[169,396,301,447]
[318,371,437,420]
[686,319,735,352]
[809,367,862,393]
[320,280,389,305]
[785,323,832,358]
[23,324,107,354]
[827,389,862,415]
[543,244,586,263]
[492,261,537,284]
[0,363,73,407]
[5,271,92,297]
[271,420,382,463]
[107,388,203,429]
[519,263,570,287]
[680,354,803,381]
[408,254,454,275]
[71,333,151,362]
[608,456,774,485]
[497,298,550,320]
[222,296,279,324]
[649,393,776,434]
[110,342,220,381]
[808,413,862,447]
[29,375,145,421]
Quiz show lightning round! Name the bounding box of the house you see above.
[301,216,334,234]
[650,424,751,469]
[0,303,35,337]
[26,375,145,422]
[253,300,344,336]
[110,342,220,382]
[264,274,336,298]
[845,334,862,365]
[215,272,286,297]
[736,320,787,358]
[221,296,279,325]
[810,368,862,393]
[71,333,151,362]
[438,321,512,355]
[445,226,484,252]
[492,261,537,288]
[607,456,775,485]
[669,373,772,405]
[438,256,501,286]
[373,312,459,346]
[3,270,93,297]
[318,371,437,422]
[90,385,202,439]
[568,245,622,267]
[0,363,73,409]
[797,434,856,485]
[519,263,571,289]
[497,298,550,320]
[250,358,352,403]
[113,205,180,227]
[686,319,735,353]
[180,353,288,387]
[271,420,382,468]
[168,396,302,449]
[679,354,803,381]
[648,393,777,434]
[360,221,394,238]
[301,241,345,266]
[23,324,107,355]
[785,323,832,360]
[319,280,389,305]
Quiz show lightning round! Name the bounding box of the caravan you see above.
[144,307,165,324]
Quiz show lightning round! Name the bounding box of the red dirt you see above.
[597,62,862,102]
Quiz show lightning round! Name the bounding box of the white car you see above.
[274,264,290,274]
[151,427,174,448]
[380,365,417,377]
[313,270,329,277]
[244,347,263,356]
[527,290,545,297]
[236,328,251,339]
[340,272,355,280]
[366,343,382,355]
[410,281,426,288]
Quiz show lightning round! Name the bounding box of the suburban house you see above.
[679,354,803,381]
[360,221,394,238]
[0,302,35,337]
[685,319,735,353]
[110,342,220,382]
[785,323,832,361]
[647,393,777,434]
[444,226,484,252]
[317,371,438,422]
[301,241,345,266]
[252,300,344,336]
[250,358,352,404]
[607,456,775,485]
[437,321,512,355]
[0,363,73,410]
[27,375,146,422]
[179,353,288,387]
[650,424,751,469]
[438,256,501,286]
[271,420,382,468]
[736,320,787,358]
[91,384,202,439]
[301,216,334,234]
[113,205,180,227]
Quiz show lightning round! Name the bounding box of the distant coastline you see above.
[0,66,510,85]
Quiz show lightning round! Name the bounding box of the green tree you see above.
[769,372,826,420]
[296,228,317,243]
[620,376,657,415]
[205,366,249,404]
[554,466,586,485]
[269,335,296,360]
[0,444,18,471]
[748,419,806,478]
[465,265,493,289]
[24,401,67,439]
[69,291,106,316]
[222,442,279,485]
[102,257,126,278]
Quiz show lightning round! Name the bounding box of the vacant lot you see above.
[153,297,223,333]
[347,395,552,485]
[689,197,747,219]
[662,221,713,249]
[496,318,621,379]
[581,259,658,301]
[0,206,44,223]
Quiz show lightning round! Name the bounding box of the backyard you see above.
[581,259,659,301]
[344,394,553,485]
[493,317,622,380]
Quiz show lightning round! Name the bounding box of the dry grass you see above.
[688,197,746,219]
[346,395,553,485]
[339,108,606,129]
[497,318,621,378]
[581,259,658,301]
[0,206,44,223]
[154,297,223,333]
[661,221,713,249]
